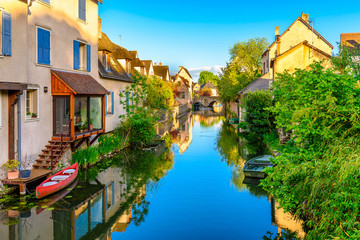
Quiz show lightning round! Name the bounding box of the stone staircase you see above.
[33,138,70,170]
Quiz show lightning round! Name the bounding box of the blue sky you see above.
[99,0,360,81]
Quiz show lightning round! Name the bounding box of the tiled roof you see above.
[153,65,169,80]
[200,81,216,90]
[133,58,145,68]
[341,33,360,53]
[142,60,153,74]
[98,60,133,82]
[238,78,271,94]
[51,70,109,95]
[129,51,138,59]
[99,33,133,60]
[98,33,133,82]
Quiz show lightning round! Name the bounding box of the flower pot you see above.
[7,170,19,180]
[8,210,19,218]
[20,170,31,179]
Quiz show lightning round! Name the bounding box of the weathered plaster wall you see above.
[99,77,131,132]
[21,0,100,163]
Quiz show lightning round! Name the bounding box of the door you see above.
[53,97,70,136]
[8,91,19,159]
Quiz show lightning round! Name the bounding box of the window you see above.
[2,11,11,56]
[37,27,51,65]
[25,88,39,120]
[105,91,114,115]
[105,182,115,210]
[103,51,110,71]
[78,0,86,22]
[74,40,90,71]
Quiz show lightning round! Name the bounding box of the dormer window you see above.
[103,51,111,71]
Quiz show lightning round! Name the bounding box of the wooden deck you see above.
[1,169,52,195]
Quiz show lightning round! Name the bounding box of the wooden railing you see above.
[50,119,72,170]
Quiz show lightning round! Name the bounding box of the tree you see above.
[199,71,219,85]
[217,38,269,109]
[229,37,269,74]
[146,75,174,110]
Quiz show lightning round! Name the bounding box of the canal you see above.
[0,112,304,239]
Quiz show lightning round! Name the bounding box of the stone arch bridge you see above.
[192,96,222,108]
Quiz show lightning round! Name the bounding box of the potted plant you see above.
[89,118,94,131]
[20,159,31,179]
[1,159,20,179]
[32,113,37,118]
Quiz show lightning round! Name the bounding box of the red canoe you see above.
[36,163,79,199]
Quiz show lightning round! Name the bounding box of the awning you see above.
[0,82,27,91]
[51,70,108,95]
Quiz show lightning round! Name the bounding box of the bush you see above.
[262,62,360,239]
[72,146,100,167]
[128,112,156,147]
[98,134,123,156]
[240,90,275,143]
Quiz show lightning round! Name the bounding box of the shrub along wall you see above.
[262,62,360,239]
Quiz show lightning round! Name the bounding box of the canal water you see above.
[0,112,303,240]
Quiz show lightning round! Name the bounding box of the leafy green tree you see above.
[199,71,219,85]
[218,38,269,110]
[146,75,174,110]
[229,37,269,74]
[119,73,157,147]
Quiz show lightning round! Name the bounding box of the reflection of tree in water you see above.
[199,116,224,128]
[263,230,298,240]
[216,121,268,197]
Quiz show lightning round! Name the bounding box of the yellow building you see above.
[262,13,333,80]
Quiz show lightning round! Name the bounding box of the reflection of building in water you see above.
[0,166,144,240]
[171,113,193,154]
[271,198,306,238]
[0,207,54,240]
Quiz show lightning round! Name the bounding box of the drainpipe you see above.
[18,93,22,170]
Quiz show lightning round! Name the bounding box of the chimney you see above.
[154,62,157,66]
[159,62,162,66]
[98,18,102,38]
[301,13,309,23]
[275,26,280,40]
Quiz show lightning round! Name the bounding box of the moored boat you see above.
[36,163,78,199]
[243,155,274,178]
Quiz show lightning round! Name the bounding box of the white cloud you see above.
[188,65,224,82]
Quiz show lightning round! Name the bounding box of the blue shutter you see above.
[126,92,129,106]
[43,30,50,65]
[73,40,79,70]
[105,94,108,116]
[37,28,50,65]
[111,91,114,114]
[79,0,86,21]
[2,12,11,56]
[86,44,91,72]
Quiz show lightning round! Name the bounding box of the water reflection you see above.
[0,110,305,239]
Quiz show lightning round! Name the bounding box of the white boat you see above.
[243,155,274,178]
